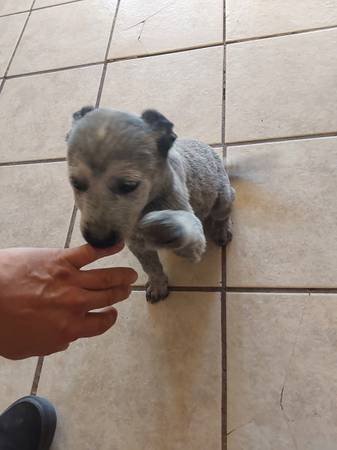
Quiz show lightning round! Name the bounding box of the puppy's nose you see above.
[82,229,121,249]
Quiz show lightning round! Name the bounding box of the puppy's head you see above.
[66,106,176,248]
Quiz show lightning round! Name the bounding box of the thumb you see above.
[63,242,125,268]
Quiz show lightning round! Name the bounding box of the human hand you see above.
[0,243,137,360]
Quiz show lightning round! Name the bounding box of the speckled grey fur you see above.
[67,107,235,302]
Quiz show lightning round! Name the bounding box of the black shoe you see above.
[0,396,56,450]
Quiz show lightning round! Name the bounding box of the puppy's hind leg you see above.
[129,241,169,303]
[208,186,235,247]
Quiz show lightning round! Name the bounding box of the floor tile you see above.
[101,47,223,143]
[226,0,337,41]
[227,137,337,288]
[71,212,222,287]
[0,13,27,77]
[0,162,73,247]
[227,292,337,450]
[227,293,306,438]
[0,66,102,163]
[0,358,37,411]
[9,0,116,75]
[0,0,32,15]
[38,291,221,450]
[280,294,337,450]
[109,0,223,58]
[225,29,337,143]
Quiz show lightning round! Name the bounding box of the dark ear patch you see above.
[72,105,95,122]
[142,109,177,155]
[66,106,95,141]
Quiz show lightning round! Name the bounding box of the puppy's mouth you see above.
[82,229,122,249]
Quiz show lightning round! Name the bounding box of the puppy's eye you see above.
[117,180,140,195]
[70,177,88,192]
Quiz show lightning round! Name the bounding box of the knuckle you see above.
[53,264,73,282]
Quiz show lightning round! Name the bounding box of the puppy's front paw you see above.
[210,217,233,247]
[138,210,185,249]
[174,237,206,263]
[138,210,205,256]
[146,277,169,303]
[145,274,169,303]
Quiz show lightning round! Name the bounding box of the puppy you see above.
[66,107,235,302]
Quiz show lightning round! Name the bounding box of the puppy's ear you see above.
[72,105,95,123]
[66,106,95,141]
[142,109,177,155]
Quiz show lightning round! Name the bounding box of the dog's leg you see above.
[138,210,206,263]
[207,187,235,247]
[128,241,169,303]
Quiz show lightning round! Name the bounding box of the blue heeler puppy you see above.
[67,107,235,302]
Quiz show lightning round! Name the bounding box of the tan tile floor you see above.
[0,0,337,449]
[0,0,32,16]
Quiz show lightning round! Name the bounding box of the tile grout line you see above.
[106,41,224,62]
[31,357,44,395]
[132,285,223,292]
[132,286,337,294]
[227,23,337,45]
[0,0,85,18]
[31,0,85,12]
[222,0,227,447]
[210,143,223,148]
[0,0,36,96]
[226,131,337,147]
[0,157,66,167]
[6,61,104,81]
[95,0,122,107]
[5,43,224,81]
[0,78,5,95]
[227,287,337,294]
[64,204,78,249]
[0,10,31,18]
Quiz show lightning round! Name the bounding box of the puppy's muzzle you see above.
[82,229,121,249]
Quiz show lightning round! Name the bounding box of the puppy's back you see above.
[169,139,230,219]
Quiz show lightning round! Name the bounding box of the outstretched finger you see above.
[78,267,138,290]
[81,285,132,311]
[62,242,124,269]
